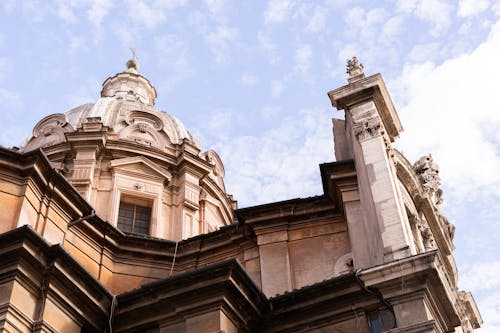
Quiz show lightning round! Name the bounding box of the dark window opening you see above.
[117,199,152,235]
[367,309,396,333]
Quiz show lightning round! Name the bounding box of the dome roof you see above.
[64,98,199,147]
[22,61,201,152]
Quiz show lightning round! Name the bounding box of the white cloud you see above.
[461,261,500,291]
[271,79,284,97]
[397,0,454,36]
[69,35,86,51]
[458,0,490,17]
[345,7,388,40]
[294,44,312,76]
[460,262,500,332]
[206,25,238,64]
[264,0,295,24]
[0,57,11,82]
[154,34,194,92]
[126,0,166,29]
[382,15,404,38]
[215,108,333,206]
[1,0,16,13]
[87,0,113,25]
[261,106,282,119]
[395,21,500,203]
[240,73,259,86]
[258,31,281,64]
[493,2,500,16]
[57,3,78,24]
[476,293,500,332]
[203,0,228,23]
[304,5,327,33]
[200,109,235,140]
[20,1,50,23]
[406,42,441,63]
[0,88,21,110]
[112,22,139,46]
[338,43,359,63]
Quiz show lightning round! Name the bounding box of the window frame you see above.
[117,198,153,235]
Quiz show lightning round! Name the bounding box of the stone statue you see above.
[418,222,434,251]
[437,211,456,241]
[413,154,441,197]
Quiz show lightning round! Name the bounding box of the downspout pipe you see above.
[68,210,96,228]
[354,269,397,329]
[62,210,96,246]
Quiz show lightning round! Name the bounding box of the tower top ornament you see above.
[126,48,139,73]
[346,56,365,82]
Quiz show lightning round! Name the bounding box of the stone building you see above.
[0,56,482,332]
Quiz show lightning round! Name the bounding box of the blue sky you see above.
[0,1,499,331]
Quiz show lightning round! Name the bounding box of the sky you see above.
[0,0,499,331]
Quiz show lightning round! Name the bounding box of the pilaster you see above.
[329,72,412,266]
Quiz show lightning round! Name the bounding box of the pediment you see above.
[110,156,172,181]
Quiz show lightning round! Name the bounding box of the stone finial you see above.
[413,154,441,196]
[126,48,139,73]
[346,56,365,82]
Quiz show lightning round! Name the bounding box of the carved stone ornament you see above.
[436,209,456,241]
[118,110,165,148]
[23,113,74,151]
[346,56,364,78]
[383,135,397,164]
[417,222,435,251]
[413,154,442,202]
[352,117,383,141]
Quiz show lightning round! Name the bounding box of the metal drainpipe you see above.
[32,264,52,333]
[169,241,179,276]
[354,269,397,329]
[62,210,96,246]
[108,295,117,333]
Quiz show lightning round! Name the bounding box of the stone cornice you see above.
[235,195,337,228]
[319,159,358,206]
[114,258,269,332]
[0,147,91,217]
[359,251,461,331]
[328,73,403,141]
[0,225,112,331]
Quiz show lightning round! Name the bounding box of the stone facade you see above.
[0,57,481,332]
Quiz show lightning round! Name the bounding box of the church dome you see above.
[20,56,235,242]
